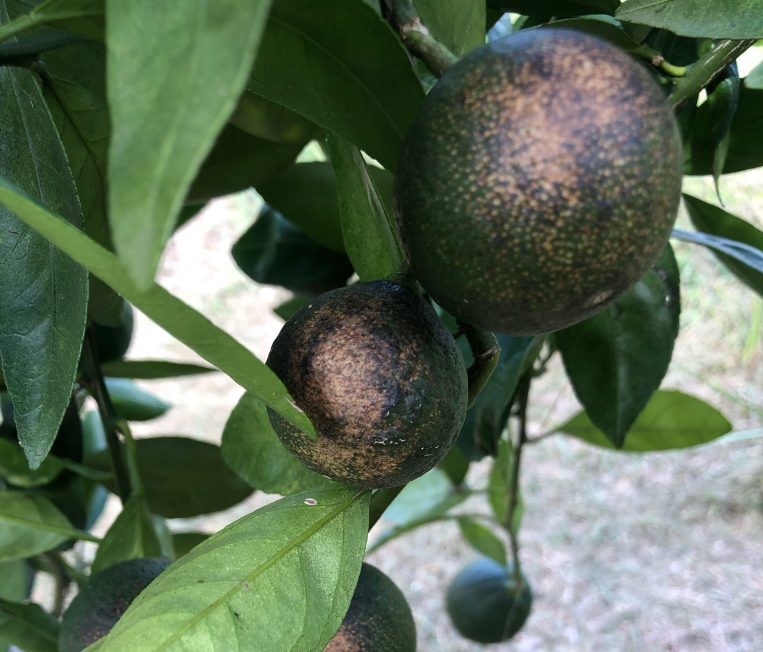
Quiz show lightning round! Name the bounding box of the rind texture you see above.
[267,280,468,489]
[325,562,417,652]
[396,28,683,335]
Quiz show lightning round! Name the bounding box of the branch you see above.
[460,323,501,406]
[669,39,756,110]
[506,372,530,583]
[384,0,457,77]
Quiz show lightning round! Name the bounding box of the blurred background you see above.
[53,164,761,651]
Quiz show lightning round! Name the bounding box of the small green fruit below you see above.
[58,557,169,652]
[325,562,416,652]
[395,28,683,335]
[91,301,134,363]
[267,280,468,489]
[446,557,532,644]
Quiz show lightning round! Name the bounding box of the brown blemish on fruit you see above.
[267,280,467,489]
[395,28,683,335]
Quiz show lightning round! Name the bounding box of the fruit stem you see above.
[506,372,530,584]
[384,0,458,77]
[668,39,756,110]
[81,330,132,503]
[460,323,501,407]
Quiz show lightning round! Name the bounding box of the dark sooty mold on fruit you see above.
[396,28,683,335]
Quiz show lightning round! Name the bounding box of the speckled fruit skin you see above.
[59,558,169,652]
[446,558,533,644]
[267,280,468,489]
[395,28,683,335]
[325,563,416,652]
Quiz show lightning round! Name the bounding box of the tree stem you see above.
[384,0,458,77]
[668,39,755,110]
[506,373,530,582]
[81,331,132,503]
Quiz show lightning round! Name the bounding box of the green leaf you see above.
[556,246,680,448]
[0,179,315,438]
[231,206,353,296]
[100,359,216,380]
[0,439,64,487]
[414,0,485,55]
[0,559,33,602]
[558,390,733,451]
[103,378,171,422]
[686,86,763,175]
[90,436,253,518]
[457,517,507,565]
[187,125,304,204]
[249,0,425,171]
[0,33,88,469]
[682,194,763,295]
[488,438,512,527]
[221,393,332,496]
[39,40,121,325]
[0,0,103,44]
[107,0,273,289]
[230,91,319,144]
[171,532,208,558]
[438,445,470,486]
[327,134,404,281]
[0,599,59,652]
[703,69,741,196]
[383,468,454,525]
[257,162,347,253]
[617,0,763,39]
[456,335,543,460]
[273,295,312,321]
[488,0,618,17]
[92,494,172,573]
[96,487,370,652]
[0,491,94,560]
[746,60,763,89]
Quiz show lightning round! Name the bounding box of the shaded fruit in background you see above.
[267,280,468,489]
[59,557,169,652]
[325,562,416,652]
[446,557,532,644]
[396,28,682,335]
[91,300,134,363]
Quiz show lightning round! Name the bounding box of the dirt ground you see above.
[78,169,763,651]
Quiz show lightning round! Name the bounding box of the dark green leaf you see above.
[171,532,208,558]
[187,125,304,204]
[103,378,170,422]
[90,436,253,518]
[0,491,86,560]
[0,179,316,438]
[438,445,470,486]
[556,246,680,448]
[383,469,454,525]
[686,87,763,175]
[558,390,732,451]
[249,0,425,171]
[40,40,121,324]
[0,439,64,487]
[107,0,273,289]
[273,295,312,321]
[100,359,216,379]
[488,0,618,17]
[0,599,59,652]
[92,494,172,572]
[702,68,741,196]
[221,393,332,496]
[0,559,33,602]
[681,194,763,295]
[230,91,319,144]
[488,438,511,526]
[457,517,507,565]
[232,206,353,296]
[617,0,763,39]
[95,488,370,652]
[456,335,542,460]
[257,162,347,253]
[0,31,88,469]
[414,0,485,55]
[0,0,103,43]
[327,134,404,280]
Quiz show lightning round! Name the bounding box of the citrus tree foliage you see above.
[0,1,761,650]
